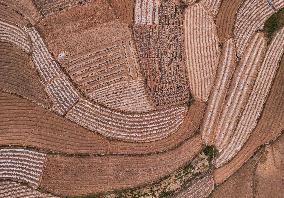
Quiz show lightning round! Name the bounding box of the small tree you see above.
[264,8,284,40]
[202,145,218,160]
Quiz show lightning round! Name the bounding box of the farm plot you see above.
[33,0,92,16]
[46,77,79,115]
[26,27,80,115]
[134,0,160,25]
[0,4,30,27]
[0,180,57,198]
[175,173,214,198]
[201,39,237,144]
[211,150,263,198]
[234,0,284,57]
[133,1,190,107]
[214,33,267,152]
[26,27,63,83]
[40,135,203,196]
[0,90,205,155]
[216,0,244,43]
[200,0,222,16]
[255,134,284,198]
[0,0,42,25]
[0,21,30,53]
[184,3,220,102]
[48,20,153,112]
[215,27,284,168]
[103,151,210,198]
[90,79,154,112]
[37,0,116,42]
[66,99,187,142]
[214,49,284,184]
[0,41,51,107]
[63,31,139,92]
[0,148,46,188]
[110,0,134,24]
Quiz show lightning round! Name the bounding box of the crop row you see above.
[234,0,284,57]
[0,148,46,188]
[214,33,267,152]
[215,27,284,167]
[0,21,30,53]
[26,27,79,115]
[66,99,187,142]
[200,0,222,16]
[90,79,154,112]
[0,180,57,198]
[201,39,236,144]
[176,174,214,198]
[184,3,220,102]
[134,0,159,25]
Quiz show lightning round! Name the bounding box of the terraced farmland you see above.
[0,0,283,197]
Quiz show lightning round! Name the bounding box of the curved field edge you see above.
[39,134,202,195]
[213,51,284,184]
[209,148,264,198]
[42,146,213,197]
[0,90,205,155]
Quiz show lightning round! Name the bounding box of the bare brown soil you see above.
[0,41,51,107]
[36,0,116,42]
[255,134,284,198]
[33,0,92,16]
[105,153,210,198]
[0,91,206,155]
[109,0,134,25]
[40,135,202,196]
[214,54,284,184]
[216,0,244,43]
[211,150,263,198]
[0,4,29,27]
[0,0,42,24]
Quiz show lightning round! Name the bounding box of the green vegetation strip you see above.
[264,8,284,40]
[66,146,215,198]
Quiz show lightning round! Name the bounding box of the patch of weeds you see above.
[159,190,175,198]
[74,194,101,198]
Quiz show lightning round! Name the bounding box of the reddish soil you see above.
[0,4,30,27]
[211,150,263,198]
[216,0,244,43]
[0,0,42,24]
[36,0,116,43]
[40,135,203,196]
[109,0,134,25]
[255,134,284,198]
[0,41,51,107]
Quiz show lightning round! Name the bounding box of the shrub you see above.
[203,145,218,160]
[264,8,284,39]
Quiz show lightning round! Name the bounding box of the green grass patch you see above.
[264,8,284,40]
